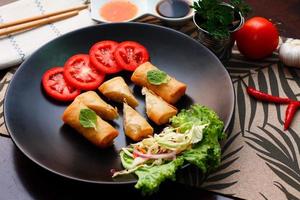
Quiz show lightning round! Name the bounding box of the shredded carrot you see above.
[136,146,147,154]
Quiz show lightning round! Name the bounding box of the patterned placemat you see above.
[0,17,299,200]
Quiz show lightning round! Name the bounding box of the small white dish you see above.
[90,0,194,25]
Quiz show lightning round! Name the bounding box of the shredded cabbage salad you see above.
[113,104,226,195]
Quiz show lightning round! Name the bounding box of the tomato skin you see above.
[64,54,105,91]
[42,67,81,102]
[235,17,279,60]
[114,41,149,71]
[89,40,122,74]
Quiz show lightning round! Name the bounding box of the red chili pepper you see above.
[241,79,299,131]
[284,101,300,130]
[247,86,291,104]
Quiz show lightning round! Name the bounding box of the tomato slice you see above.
[42,67,81,102]
[89,40,122,74]
[114,41,149,71]
[64,54,105,90]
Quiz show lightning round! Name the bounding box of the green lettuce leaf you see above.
[120,150,134,169]
[170,104,226,140]
[171,104,225,173]
[134,157,184,195]
[182,141,221,173]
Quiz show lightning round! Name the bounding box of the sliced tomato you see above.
[42,67,81,102]
[64,54,105,90]
[114,41,149,71]
[89,40,122,74]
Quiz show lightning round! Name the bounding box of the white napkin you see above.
[0,0,96,69]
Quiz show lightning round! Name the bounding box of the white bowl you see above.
[90,0,194,24]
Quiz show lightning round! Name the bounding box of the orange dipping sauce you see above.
[100,1,138,22]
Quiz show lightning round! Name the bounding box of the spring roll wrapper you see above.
[131,62,187,104]
[75,91,118,120]
[98,76,139,108]
[123,103,153,142]
[62,100,119,148]
[142,87,178,125]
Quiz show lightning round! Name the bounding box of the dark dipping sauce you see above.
[156,0,190,18]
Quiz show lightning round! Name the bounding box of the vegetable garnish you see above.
[63,54,105,91]
[113,104,225,195]
[42,67,81,102]
[114,41,149,71]
[147,69,170,85]
[79,108,97,129]
[89,40,122,74]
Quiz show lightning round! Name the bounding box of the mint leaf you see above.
[79,108,97,129]
[147,70,169,85]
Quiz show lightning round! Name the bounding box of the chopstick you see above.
[0,11,79,37]
[0,4,87,29]
[0,4,88,37]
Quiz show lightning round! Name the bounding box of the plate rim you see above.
[4,22,235,185]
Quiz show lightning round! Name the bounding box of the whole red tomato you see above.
[234,17,279,60]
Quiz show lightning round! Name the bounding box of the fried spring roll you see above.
[98,77,139,108]
[142,87,178,125]
[62,100,119,148]
[131,62,187,104]
[75,91,118,120]
[123,103,153,141]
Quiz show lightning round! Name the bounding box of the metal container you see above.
[193,3,244,61]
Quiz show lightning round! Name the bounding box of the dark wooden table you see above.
[0,0,299,199]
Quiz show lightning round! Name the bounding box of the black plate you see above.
[4,23,234,184]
